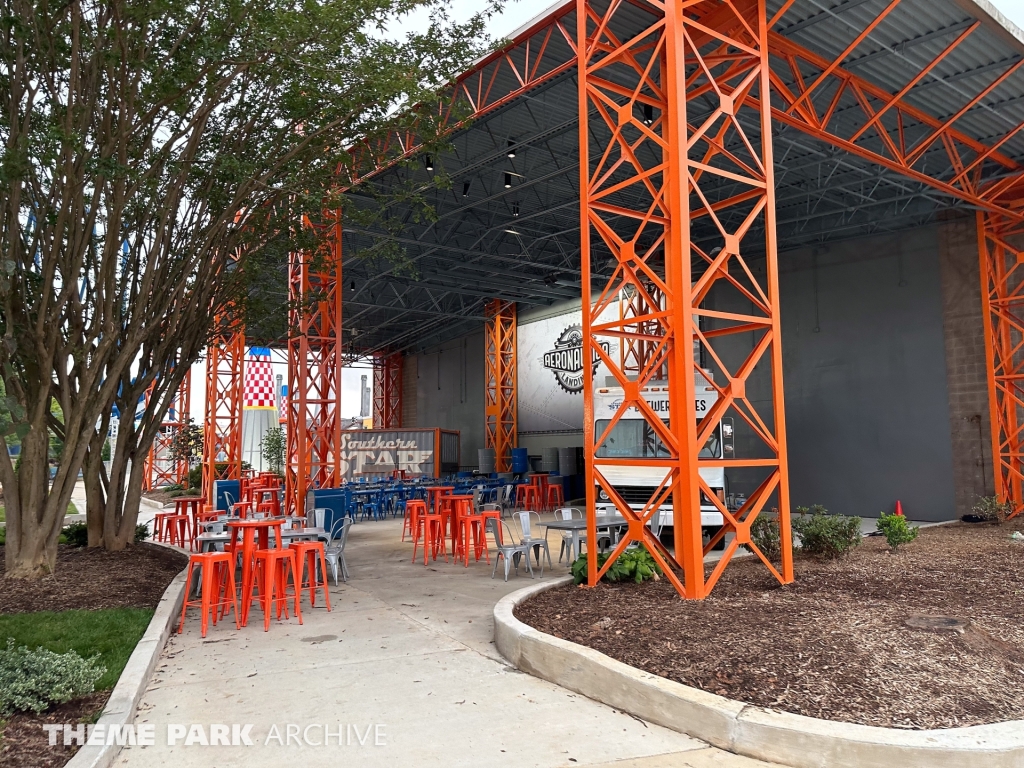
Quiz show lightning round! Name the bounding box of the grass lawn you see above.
[0,608,153,690]
[0,502,79,522]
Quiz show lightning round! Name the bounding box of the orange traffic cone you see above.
[894,500,904,516]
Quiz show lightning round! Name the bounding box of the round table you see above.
[173,496,205,549]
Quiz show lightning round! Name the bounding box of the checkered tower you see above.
[241,347,280,471]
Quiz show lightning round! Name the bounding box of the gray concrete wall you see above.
[406,331,485,469]
[708,226,958,521]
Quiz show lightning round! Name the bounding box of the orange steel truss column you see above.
[619,282,666,380]
[978,210,1024,519]
[202,329,244,503]
[577,0,792,598]
[373,352,403,428]
[143,370,192,490]
[484,299,517,472]
[286,211,343,515]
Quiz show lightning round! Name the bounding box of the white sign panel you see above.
[516,306,620,432]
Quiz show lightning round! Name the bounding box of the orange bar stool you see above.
[403,499,426,543]
[178,551,239,638]
[515,483,539,511]
[152,511,174,542]
[413,509,447,564]
[289,541,332,610]
[546,479,564,510]
[249,548,303,631]
[451,496,487,567]
[166,513,192,550]
[531,475,549,512]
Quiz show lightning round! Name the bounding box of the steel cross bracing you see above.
[484,299,518,471]
[202,326,244,503]
[577,0,793,598]
[978,210,1024,519]
[373,352,403,428]
[143,371,191,491]
[286,212,344,515]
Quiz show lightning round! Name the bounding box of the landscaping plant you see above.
[572,546,662,585]
[793,505,861,559]
[970,496,1013,524]
[134,523,150,543]
[876,511,919,552]
[0,640,104,716]
[169,420,204,489]
[261,427,286,476]
[749,508,782,560]
[61,522,89,548]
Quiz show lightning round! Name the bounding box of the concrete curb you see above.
[66,549,188,768]
[494,578,1024,768]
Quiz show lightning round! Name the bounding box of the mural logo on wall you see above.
[543,324,610,394]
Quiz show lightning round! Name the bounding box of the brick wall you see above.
[938,214,994,516]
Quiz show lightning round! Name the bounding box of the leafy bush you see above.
[62,521,89,548]
[101,439,111,461]
[261,427,286,476]
[187,465,203,491]
[876,512,918,552]
[134,523,149,542]
[572,545,662,585]
[971,496,1013,523]
[793,505,861,559]
[0,639,105,716]
[749,509,782,560]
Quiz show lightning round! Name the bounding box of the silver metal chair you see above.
[555,507,586,563]
[511,510,550,573]
[486,517,533,581]
[324,517,351,585]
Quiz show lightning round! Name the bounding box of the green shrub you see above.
[971,496,1012,523]
[187,465,203,491]
[0,639,105,715]
[749,509,782,560]
[62,521,89,547]
[572,545,662,585]
[876,512,918,552]
[793,505,861,559]
[134,523,149,542]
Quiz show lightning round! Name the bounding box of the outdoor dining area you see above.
[152,471,345,637]
[159,467,645,638]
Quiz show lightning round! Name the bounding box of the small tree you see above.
[261,427,286,477]
[170,419,204,489]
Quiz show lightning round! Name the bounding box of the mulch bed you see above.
[515,521,1024,729]
[0,691,109,768]
[0,543,186,767]
[0,543,187,614]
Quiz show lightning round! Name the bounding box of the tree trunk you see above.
[3,424,82,579]
[83,426,108,547]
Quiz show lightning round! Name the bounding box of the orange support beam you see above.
[286,211,343,515]
[577,0,792,598]
[202,329,244,503]
[373,352,403,428]
[484,299,517,472]
[143,369,191,490]
[978,210,1024,519]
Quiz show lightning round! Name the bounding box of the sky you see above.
[189,0,1024,420]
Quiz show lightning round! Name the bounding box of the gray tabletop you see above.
[543,515,627,531]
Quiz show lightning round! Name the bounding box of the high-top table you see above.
[542,512,628,565]
[173,496,205,549]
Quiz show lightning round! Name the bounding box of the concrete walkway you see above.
[117,516,782,768]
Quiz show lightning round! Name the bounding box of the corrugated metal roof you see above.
[342,0,1024,356]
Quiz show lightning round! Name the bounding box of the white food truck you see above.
[593,371,732,547]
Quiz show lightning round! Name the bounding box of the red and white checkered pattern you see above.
[244,347,275,408]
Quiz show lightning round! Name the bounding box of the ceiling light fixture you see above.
[350,280,356,291]
[424,155,433,171]
[462,181,471,197]
[512,201,520,217]
[504,172,512,188]
[643,104,654,125]
[507,139,516,158]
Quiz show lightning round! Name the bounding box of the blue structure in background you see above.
[212,479,240,512]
